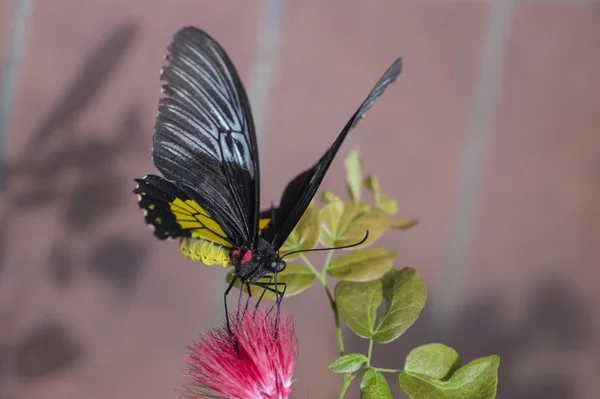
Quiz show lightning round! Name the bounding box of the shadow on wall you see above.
[453,277,589,399]
[15,321,83,381]
[344,275,590,399]
[0,22,151,391]
[2,23,146,293]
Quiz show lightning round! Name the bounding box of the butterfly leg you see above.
[274,277,287,315]
[243,282,253,314]
[273,272,281,315]
[273,278,287,335]
[236,281,244,321]
[224,275,238,334]
[252,280,287,316]
[254,275,274,309]
[251,279,287,334]
[272,273,287,334]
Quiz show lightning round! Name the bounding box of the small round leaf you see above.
[321,190,344,205]
[319,200,344,245]
[404,344,461,380]
[380,198,398,214]
[335,280,383,338]
[388,217,418,230]
[328,353,368,374]
[364,174,381,203]
[320,202,388,249]
[279,201,320,260]
[326,248,396,282]
[373,268,427,343]
[225,264,316,300]
[361,369,392,399]
[398,355,500,399]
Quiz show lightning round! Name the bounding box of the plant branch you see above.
[300,252,345,356]
[300,253,325,284]
[322,249,334,277]
[324,283,345,356]
[337,374,354,399]
[374,367,401,373]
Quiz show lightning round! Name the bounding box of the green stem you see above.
[367,338,374,366]
[325,284,345,356]
[300,251,344,356]
[374,367,401,373]
[337,374,354,399]
[322,249,334,276]
[299,254,323,283]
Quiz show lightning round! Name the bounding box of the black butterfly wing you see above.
[267,58,402,250]
[134,175,233,247]
[151,27,259,248]
[258,207,278,242]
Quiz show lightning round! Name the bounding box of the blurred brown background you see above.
[1,1,599,398]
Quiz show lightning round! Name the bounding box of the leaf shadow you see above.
[87,235,147,295]
[26,24,138,150]
[0,23,148,294]
[4,22,141,215]
[14,321,83,381]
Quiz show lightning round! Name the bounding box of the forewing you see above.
[151,27,260,247]
[268,58,402,249]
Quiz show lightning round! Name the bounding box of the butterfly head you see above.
[234,239,286,282]
[267,257,286,273]
[255,238,286,273]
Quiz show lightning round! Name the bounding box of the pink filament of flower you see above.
[184,308,297,399]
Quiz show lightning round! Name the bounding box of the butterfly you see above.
[134,26,401,317]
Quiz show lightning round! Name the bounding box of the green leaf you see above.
[373,268,427,343]
[335,280,382,338]
[225,264,316,300]
[320,202,389,249]
[398,355,500,399]
[388,217,418,230]
[319,199,344,244]
[328,353,368,373]
[279,201,320,260]
[365,174,400,215]
[345,150,362,202]
[321,190,344,205]
[364,174,381,202]
[361,369,392,399]
[326,249,396,282]
[404,344,461,380]
[380,197,398,214]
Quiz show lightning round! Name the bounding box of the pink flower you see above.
[183,308,298,399]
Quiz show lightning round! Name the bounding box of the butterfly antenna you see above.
[281,230,370,259]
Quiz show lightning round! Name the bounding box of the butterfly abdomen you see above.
[180,237,232,267]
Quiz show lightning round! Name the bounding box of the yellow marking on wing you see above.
[172,213,197,222]
[190,229,231,246]
[170,198,202,214]
[177,221,203,229]
[259,218,271,232]
[169,198,231,247]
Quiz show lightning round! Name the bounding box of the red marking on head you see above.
[241,250,252,264]
[232,248,241,258]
